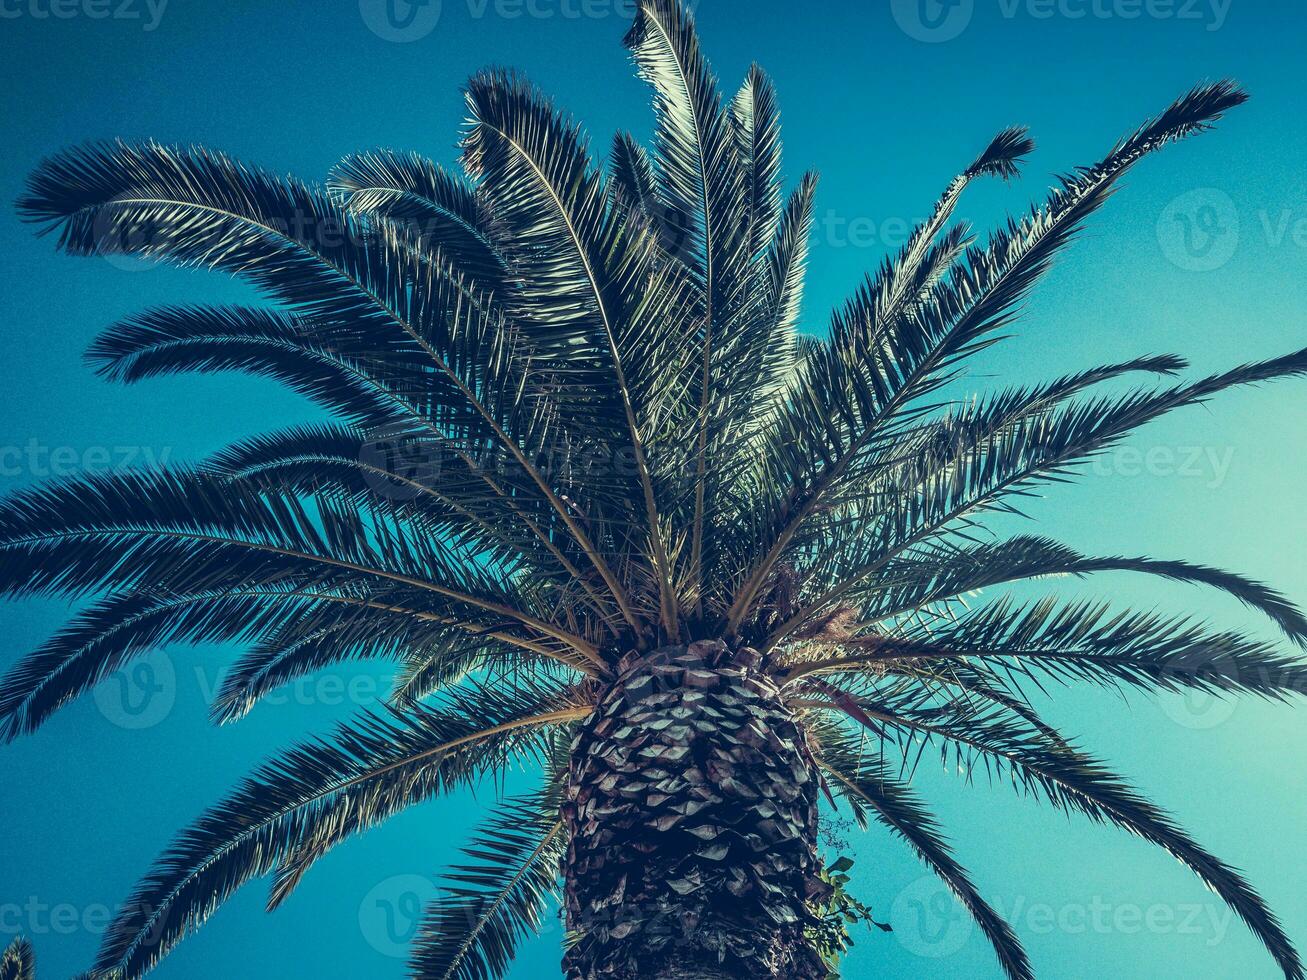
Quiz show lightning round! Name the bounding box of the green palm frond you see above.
[813,721,1033,980]
[17,139,457,341]
[462,67,673,636]
[608,132,659,221]
[729,83,1249,633]
[786,605,1307,711]
[773,348,1307,648]
[208,609,495,724]
[94,678,589,978]
[0,466,596,655]
[837,125,1034,368]
[410,742,570,980]
[731,64,783,261]
[764,171,817,352]
[625,0,755,610]
[327,148,507,286]
[803,691,1302,979]
[859,536,1307,641]
[889,347,1307,549]
[88,305,435,430]
[909,595,1307,698]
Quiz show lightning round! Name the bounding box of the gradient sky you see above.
[1,1,1305,977]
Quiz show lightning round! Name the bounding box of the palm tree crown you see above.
[4,0,1306,977]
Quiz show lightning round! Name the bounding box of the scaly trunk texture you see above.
[561,640,828,980]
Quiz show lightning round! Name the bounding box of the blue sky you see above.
[1,1,1305,977]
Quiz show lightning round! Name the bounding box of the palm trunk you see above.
[561,640,828,979]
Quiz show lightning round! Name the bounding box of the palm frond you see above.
[409,745,569,980]
[731,82,1247,632]
[805,694,1303,980]
[836,126,1034,362]
[206,422,608,603]
[0,587,325,740]
[0,467,602,666]
[88,305,429,430]
[463,68,670,637]
[887,346,1307,564]
[608,132,660,221]
[731,64,783,260]
[912,596,1307,699]
[209,612,502,725]
[624,0,752,611]
[328,149,507,285]
[857,535,1307,645]
[95,678,588,978]
[765,172,817,353]
[17,140,446,337]
[19,141,631,633]
[813,721,1032,980]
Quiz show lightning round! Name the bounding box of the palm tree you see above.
[4,0,1305,977]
